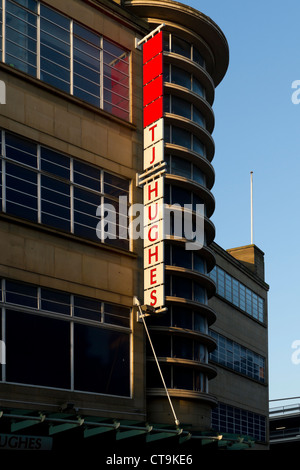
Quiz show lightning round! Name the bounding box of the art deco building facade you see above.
[0,0,268,452]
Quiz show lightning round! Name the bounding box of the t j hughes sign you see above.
[137,27,166,312]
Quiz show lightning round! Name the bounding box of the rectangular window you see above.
[40,4,70,93]
[73,22,101,108]
[209,266,265,323]
[1,279,131,396]
[103,39,129,120]
[5,0,37,76]
[2,1,130,120]
[1,130,130,250]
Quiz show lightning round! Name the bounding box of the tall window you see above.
[0,279,131,396]
[1,130,130,250]
[2,0,130,120]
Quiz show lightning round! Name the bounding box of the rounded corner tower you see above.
[126,0,229,431]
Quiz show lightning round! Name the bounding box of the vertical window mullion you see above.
[2,306,5,382]
[100,36,103,110]
[70,158,74,233]
[37,145,41,223]
[2,0,5,63]
[70,19,73,95]
[70,293,74,390]
[2,129,5,213]
[37,1,40,79]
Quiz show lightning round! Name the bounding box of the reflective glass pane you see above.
[193,47,205,67]
[41,147,70,179]
[6,133,37,168]
[74,186,100,241]
[6,280,37,308]
[40,5,70,93]
[172,95,191,119]
[173,336,193,359]
[172,36,191,59]
[103,39,129,120]
[103,303,130,327]
[73,160,101,192]
[6,0,37,76]
[74,295,101,322]
[6,310,70,388]
[171,66,191,89]
[172,245,192,269]
[171,155,191,179]
[172,126,191,149]
[5,162,38,222]
[73,24,101,108]
[74,324,130,396]
[41,175,70,231]
[40,288,70,315]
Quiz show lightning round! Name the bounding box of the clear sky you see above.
[179,0,300,408]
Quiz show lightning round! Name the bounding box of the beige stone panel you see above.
[25,93,55,135]
[53,105,82,148]
[82,255,109,291]
[107,129,132,167]
[81,119,108,157]
[4,82,25,123]
[54,246,83,284]
[0,229,25,269]
[108,263,133,296]
[24,237,55,277]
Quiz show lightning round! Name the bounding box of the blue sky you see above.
[180,0,300,407]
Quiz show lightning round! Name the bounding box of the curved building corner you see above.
[125,0,229,431]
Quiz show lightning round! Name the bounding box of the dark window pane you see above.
[73,28,101,108]
[74,295,101,322]
[6,162,38,222]
[41,147,70,179]
[172,276,192,299]
[194,283,206,303]
[74,324,130,396]
[193,47,205,67]
[6,1,37,76]
[6,310,70,388]
[6,280,37,308]
[73,160,101,192]
[172,95,191,119]
[193,107,205,127]
[103,303,130,328]
[171,66,191,89]
[172,245,192,269]
[194,253,205,273]
[172,307,192,329]
[192,77,204,97]
[6,133,37,168]
[40,5,70,92]
[173,336,193,360]
[193,166,205,185]
[40,288,70,315]
[172,35,191,59]
[173,365,193,390]
[146,362,171,388]
[104,172,129,197]
[171,185,191,206]
[171,155,191,179]
[172,126,191,149]
[150,334,170,357]
[193,136,205,156]
[41,175,70,231]
[74,186,100,241]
